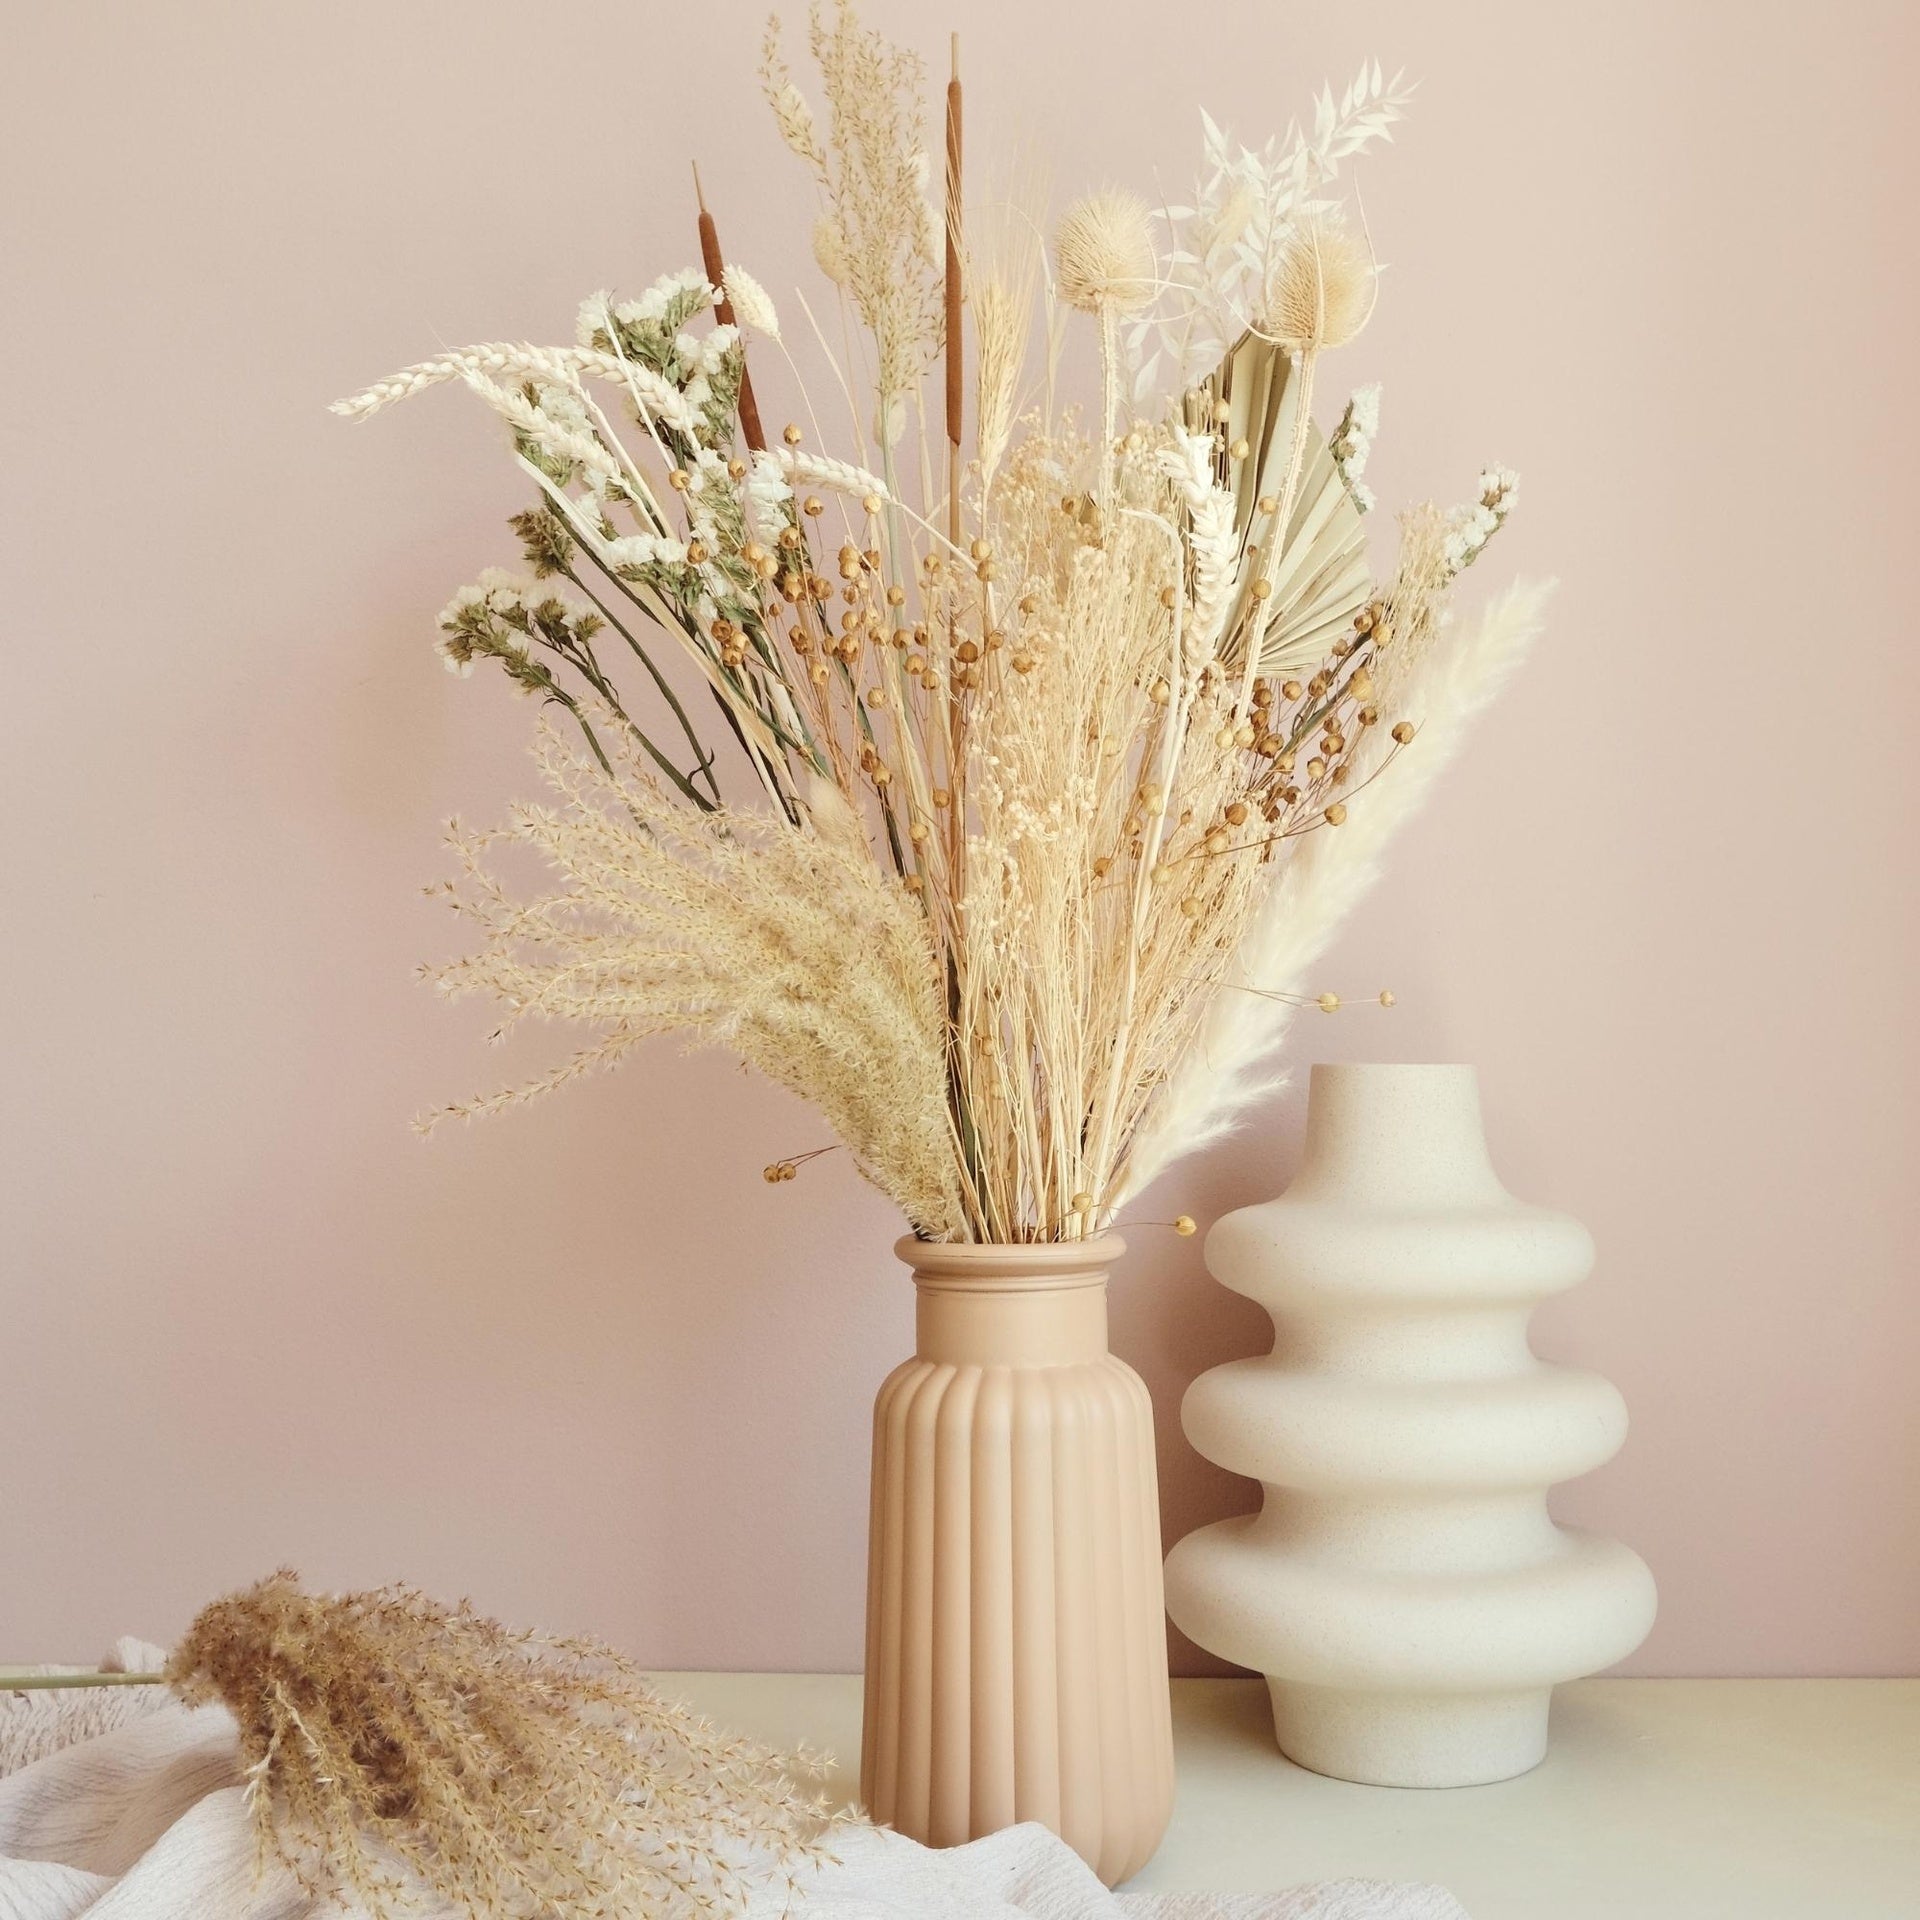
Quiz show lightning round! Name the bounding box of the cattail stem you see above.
[693,164,766,453]
[1,1670,166,1690]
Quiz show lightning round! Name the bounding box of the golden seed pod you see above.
[1011,650,1036,674]
[1256,494,1279,516]
[667,468,690,492]
[802,495,824,517]
[1282,679,1303,701]
[1224,801,1249,826]
[1317,991,1341,1012]
[1379,990,1396,1007]
[1391,720,1416,744]
[1173,1215,1197,1237]
[1249,577,1273,602]
[728,457,748,480]
[782,422,804,445]
[1324,802,1348,825]
[956,639,980,663]
[1071,1191,1094,1211]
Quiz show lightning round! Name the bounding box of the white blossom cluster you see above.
[1327,384,1382,512]
[1445,465,1519,574]
[434,569,597,693]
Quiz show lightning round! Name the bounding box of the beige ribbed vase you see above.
[860,1234,1175,1887]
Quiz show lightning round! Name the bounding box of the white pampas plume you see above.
[1117,578,1555,1200]
[723,264,781,340]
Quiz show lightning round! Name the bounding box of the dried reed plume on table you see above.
[334,2,1542,1244]
[4,1571,840,1920]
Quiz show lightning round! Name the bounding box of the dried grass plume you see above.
[167,1570,841,1920]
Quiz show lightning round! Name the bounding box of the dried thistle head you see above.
[1055,188,1157,315]
[1262,215,1375,352]
[168,1571,841,1920]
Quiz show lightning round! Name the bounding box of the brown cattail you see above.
[693,163,767,451]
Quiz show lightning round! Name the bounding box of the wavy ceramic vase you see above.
[1164,1063,1656,1788]
[860,1234,1175,1885]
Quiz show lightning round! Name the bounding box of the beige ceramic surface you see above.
[861,1235,1175,1885]
[1167,1066,1656,1786]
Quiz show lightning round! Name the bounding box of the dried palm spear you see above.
[2,1570,842,1919]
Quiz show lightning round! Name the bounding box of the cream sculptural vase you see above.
[1164,1064,1656,1788]
[861,1234,1175,1885]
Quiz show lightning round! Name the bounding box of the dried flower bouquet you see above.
[338,4,1546,1246]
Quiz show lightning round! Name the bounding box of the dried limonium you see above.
[336,2,1539,1243]
[165,1571,842,1920]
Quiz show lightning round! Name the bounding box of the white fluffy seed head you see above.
[722,264,781,339]
[1263,216,1376,353]
[811,216,847,287]
[1054,189,1157,316]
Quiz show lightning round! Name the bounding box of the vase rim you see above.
[896,1232,1126,1287]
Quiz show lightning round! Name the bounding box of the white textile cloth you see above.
[1,1648,1466,1920]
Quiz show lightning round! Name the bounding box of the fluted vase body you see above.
[1164,1064,1656,1788]
[861,1235,1175,1885]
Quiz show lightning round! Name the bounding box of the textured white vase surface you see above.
[1164,1063,1656,1788]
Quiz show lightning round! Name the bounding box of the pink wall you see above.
[3,0,1916,1678]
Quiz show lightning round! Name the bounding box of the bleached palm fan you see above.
[1209,332,1373,674]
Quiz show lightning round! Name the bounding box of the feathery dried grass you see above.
[167,1571,840,1920]
[1120,579,1553,1196]
[764,1,942,419]
[424,712,965,1241]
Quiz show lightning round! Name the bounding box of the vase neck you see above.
[1294,1064,1506,1206]
[898,1237,1120,1367]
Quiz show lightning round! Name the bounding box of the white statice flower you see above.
[603,533,688,571]
[533,382,592,432]
[722,264,781,339]
[618,267,713,328]
[1443,465,1519,573]
[1328,382,1382,512]
[435,632,477,677]
[574,290,613,347]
